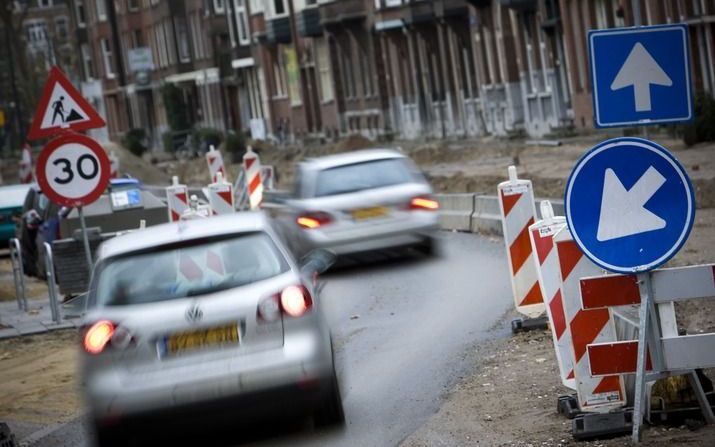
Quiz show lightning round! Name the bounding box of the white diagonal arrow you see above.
[596,166,667,242]
[611,42,672,112]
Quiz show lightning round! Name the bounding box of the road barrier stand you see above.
[553,226,631,439]
[180,195,211,220]
[19,143,33,184]
[208,172,235,215]
[243,146,263,210]
[43,242,61,324]
[206,144,226,183]
[497,166,548,332]
[528,201,575,392]
[580,264,715,438]
[9,238,27,311]
[109,150,119,179]
[166,176,189,222]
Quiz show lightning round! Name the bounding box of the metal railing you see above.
[9,238,27,311]
[44,242,61,324]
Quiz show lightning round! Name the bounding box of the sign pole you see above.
[78,206,93,276]
[632,272,653,443]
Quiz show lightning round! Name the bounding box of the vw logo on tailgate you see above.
[185,303,203,322]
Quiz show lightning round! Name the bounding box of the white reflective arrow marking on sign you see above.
[597,166,666,242]
[611,42,672,112]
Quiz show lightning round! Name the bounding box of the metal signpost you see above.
[565,138,696,442]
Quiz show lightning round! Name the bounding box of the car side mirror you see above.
[300,249,337,276]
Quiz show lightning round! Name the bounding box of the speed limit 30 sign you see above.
[36,133,111,207]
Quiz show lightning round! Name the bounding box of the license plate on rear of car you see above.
[350,206,389,220]
[163,323,239,356]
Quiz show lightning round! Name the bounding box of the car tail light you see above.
[408,196,439,211]
[297,212,333,229]
[83,320,116,355]
[280,285,313,318]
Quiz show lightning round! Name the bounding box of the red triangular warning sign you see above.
[27,66,106,140]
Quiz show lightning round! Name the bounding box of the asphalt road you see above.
[28,231,512,447]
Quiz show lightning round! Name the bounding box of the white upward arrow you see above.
[596,167,667,242]
[611,42,672,112]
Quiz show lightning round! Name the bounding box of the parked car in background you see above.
[0,184,33,247]
[81,213,342,446]
[280,149,440,259]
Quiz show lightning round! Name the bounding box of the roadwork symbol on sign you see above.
[27,66,106,140]
[588,24,692,127]
[565,137,695,274]
[35,133,111,207]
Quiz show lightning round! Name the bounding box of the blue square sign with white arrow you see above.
[588,24,693,127]
[565,137,695,274]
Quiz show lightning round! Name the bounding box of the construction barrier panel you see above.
[19,143,33,183]
[498,166,545,319]
[243,146,263,210]
[166,176,189,222]
[208,172,235,215]
[205,145,226,183]
[529,201,575,390]
[554,226,626,412]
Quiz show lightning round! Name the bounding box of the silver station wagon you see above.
[80,213,342,446]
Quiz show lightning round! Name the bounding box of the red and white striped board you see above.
[528,201,575,390]
[19,143,33,184]
[205,145,226,183]
[208,172,235,215]
[166,176,189,222]
[582,264,714,375]
[498,166,544,318]
[177,250,226,285]
[243,146,263,210]
[553,226,626,412]
[109,150,119,179]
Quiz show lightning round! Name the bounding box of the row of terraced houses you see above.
[9,0,715,147]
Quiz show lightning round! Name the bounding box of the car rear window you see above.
[0,185,32,208]
[94,232,289,306]
[314,158,416,197]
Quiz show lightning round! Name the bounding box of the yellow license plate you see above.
[351,206,388,220]
[165,323,239,354]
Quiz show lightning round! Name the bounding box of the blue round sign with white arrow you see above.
[565,137,695,274]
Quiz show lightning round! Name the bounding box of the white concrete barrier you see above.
[435,193,475,232]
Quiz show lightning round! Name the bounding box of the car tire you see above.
[416,236,438,257]
[314,373,345,428]
[93,424,128,447]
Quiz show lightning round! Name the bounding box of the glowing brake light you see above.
[280,285,313,317]
[297,212,333,229]
[83,320,115,355]
[409,196,439,211]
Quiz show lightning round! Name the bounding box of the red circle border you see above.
[35,133,111,208]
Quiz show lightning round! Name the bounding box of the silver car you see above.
[80,212,342,446]
[282,149,440,257]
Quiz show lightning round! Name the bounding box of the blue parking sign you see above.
[565,138,695,274]
[589,24,693,127]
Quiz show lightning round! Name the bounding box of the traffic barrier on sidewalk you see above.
[43,242,61,324]
[243,146,263,210]
[528,201,575,390]
[471,195,503,234]
[498,166,545,319]
[19,143,32,184]
[109,150,119,179]
[166,176,189,222]
[205,145,226,183]
[553,226,626,413]
[8,238,27,311]
[208,172,235,215]
[435,193,475,232]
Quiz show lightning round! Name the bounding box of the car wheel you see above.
[93,424,128,447]
[314,373,345,427]
[416,236,438,257]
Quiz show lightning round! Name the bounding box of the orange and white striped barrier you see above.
[177,250,226,286]
[166,176,189,222]
[553,226,626,412]
[19,143,33,184]
[208,172,235,215]
[243,146,263,210]
[109,150,119,179]
[205,145,226,183]
[498,166,544,319]
[529,200,575,390]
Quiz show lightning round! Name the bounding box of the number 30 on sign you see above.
[36,133,111,207]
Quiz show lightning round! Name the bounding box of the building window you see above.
[234,0,250,45]
[213,0,225,14]
[249,0,263,14]
[38,0,53,7]
[81,43,95,79]
[25,21,48,44]
[316,39,334,102]
[96,0,107,21]
[163,20,176,65]
[75,1,86,27]
[273,51,287,97]
[55,17,69,40]
[270,0,286,17]
[101,38,115,78]
[175,18,191,63]
[127,0,139,11]
[189,13,206,60]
